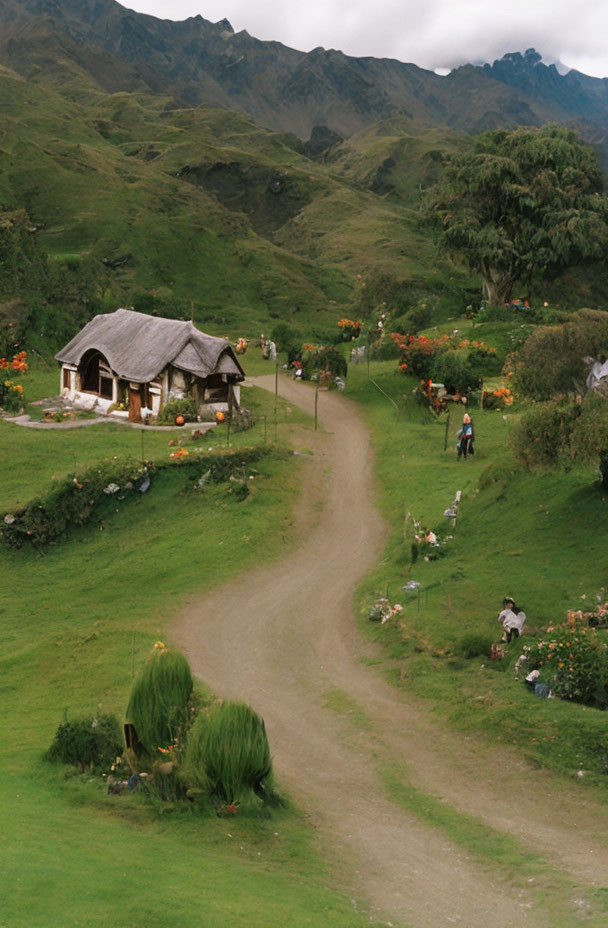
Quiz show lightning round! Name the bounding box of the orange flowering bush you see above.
[482,386,514,408]
[456,339,496,355]
[518,610,608,707]
[393,332,501,392]
[391,333,451,377]
[336,318,362,340]
[0,351,28,411]
[0,350,28,373]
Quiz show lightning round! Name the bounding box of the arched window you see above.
[79,350,114,399]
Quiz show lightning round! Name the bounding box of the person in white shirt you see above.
[498,596,526,643]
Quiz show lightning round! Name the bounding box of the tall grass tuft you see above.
[186,701,272,803]
[125,644,193,756]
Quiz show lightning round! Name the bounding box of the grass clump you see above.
[125,643,194,756]
[158,396,199,424]
[186,701,273,804]
[46,713,122,772]
[455,632,493,659]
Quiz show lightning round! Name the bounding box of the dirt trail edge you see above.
[172,375,608,928]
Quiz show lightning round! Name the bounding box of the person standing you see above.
[457,412,474,458]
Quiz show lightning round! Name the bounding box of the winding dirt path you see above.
[172,375,608,927]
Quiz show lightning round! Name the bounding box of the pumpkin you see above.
[215,410,225,422]
[175,414,185,426]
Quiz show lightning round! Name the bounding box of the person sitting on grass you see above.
[498,596,526,643]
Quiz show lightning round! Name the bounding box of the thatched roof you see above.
[55,309,245,383]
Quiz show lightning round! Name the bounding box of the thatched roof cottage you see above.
[55,308,245,422]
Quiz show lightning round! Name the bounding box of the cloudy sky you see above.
[122,0,608,77]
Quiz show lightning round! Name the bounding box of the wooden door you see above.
[129,387,142,422]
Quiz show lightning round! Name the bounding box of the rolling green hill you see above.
[0,68,482,348]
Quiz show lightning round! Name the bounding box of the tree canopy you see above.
[424,125,608,305]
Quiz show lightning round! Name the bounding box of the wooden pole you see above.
[443,410,450,452]
[274,363,279,440]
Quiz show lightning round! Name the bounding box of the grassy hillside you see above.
[326,115,473,207]
[345,359,608,787]
[0,69,491,351]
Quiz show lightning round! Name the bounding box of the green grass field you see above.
[0,364,382,928]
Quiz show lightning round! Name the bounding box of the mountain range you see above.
[3,0,608,152]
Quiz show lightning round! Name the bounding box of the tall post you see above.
[275,362,279,410]
[274,363,278,441]
[443,410,450,452]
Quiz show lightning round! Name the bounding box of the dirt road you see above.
[172,375,608,927]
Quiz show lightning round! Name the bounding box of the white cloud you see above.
[122,0,608,78]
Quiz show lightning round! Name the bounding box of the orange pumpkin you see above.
[175,414,185,426]
[215,410,225,422]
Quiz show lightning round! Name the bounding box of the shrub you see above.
[368,333,401,360]
[0,350,28,412]
[125,643,194,757]
[455,633,493,659]
[482,387,514,409]
[510,309,608,401]
[510,393,608,475]
[429,348,482,393]
[336,318,362,342]
[300,344,347,380]
[47,714,122,771]
[270,321,302,361]
[185,701,272,802]
[231,407,255,433]
[391,332,451,378]
[523,620,608,708]
[158,396,199,424]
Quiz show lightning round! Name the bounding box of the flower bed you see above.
[391,333,498,392]
[367,596,403,624]
[516,609,608,708]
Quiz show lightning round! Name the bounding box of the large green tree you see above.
[425,125,608,305]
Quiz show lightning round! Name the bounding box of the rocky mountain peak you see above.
[215,18,234,34]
